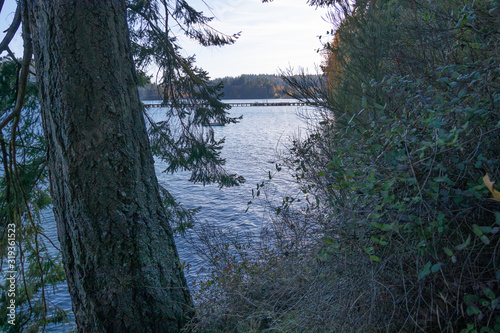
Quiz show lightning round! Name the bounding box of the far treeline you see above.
[138,74,311,100]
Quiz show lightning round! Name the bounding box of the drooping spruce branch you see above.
[127,0,244,188]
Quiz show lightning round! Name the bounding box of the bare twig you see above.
[0,3,21,54]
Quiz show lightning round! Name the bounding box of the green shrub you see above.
[191,0,500,331]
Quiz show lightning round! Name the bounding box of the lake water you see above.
[40,99,309,331]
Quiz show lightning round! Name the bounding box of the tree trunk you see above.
[26,0,193,331]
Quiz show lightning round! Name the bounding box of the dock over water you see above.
[144,101,305,108]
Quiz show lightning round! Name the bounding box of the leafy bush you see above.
[191,0,500,331]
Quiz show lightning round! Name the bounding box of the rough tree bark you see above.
[26,0,193,331]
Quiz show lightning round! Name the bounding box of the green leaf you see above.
[480,226,492,234]
[417,240,427,248]
[418,269,430,280]
[483,288,495,300]
[318,170,326,177]
[322,237,333,245]
[431,263,442,273]
[418,261,432,280]
[380,224,393,231]
[439,77,451,84]
[480,235,490,245]
[444,247,454,256]
[368,171,375,182]
[472,224,483,236]
[466,304,482,316]
[333,157,341,168]
[455,234,471,251]
[458,88,467,99]
[455,16,467,28]
[370,255,381,262]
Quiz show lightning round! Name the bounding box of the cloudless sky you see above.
[0,0,332,79]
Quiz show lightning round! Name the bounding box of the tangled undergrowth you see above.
[187,0,500,332]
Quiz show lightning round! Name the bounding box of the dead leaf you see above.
[483,174,500,201]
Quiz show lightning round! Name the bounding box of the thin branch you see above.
[6,46,22,66]
[0,3,21,54]
[0,4,32,131]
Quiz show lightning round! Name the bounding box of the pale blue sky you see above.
[180,0,332,78]
[1,0,332,79]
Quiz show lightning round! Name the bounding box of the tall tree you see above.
[24,0,192,331]
[2,0,243,329]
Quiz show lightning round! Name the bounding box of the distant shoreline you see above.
[138,74,319,101]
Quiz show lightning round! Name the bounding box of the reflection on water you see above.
[41,100,308,331]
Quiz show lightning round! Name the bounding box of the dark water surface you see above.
[41,99,308,331]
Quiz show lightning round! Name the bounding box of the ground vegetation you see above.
[190,0,500,332]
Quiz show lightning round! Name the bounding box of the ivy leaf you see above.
[483,174,500,201]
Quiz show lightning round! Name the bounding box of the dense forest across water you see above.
[138,74,318,100]
[214,74,290,99]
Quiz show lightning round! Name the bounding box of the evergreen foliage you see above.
[0,58,68,332]
[127,0,244,189]
[0,0,243,331]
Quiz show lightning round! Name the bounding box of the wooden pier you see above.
[144,101,305,108]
